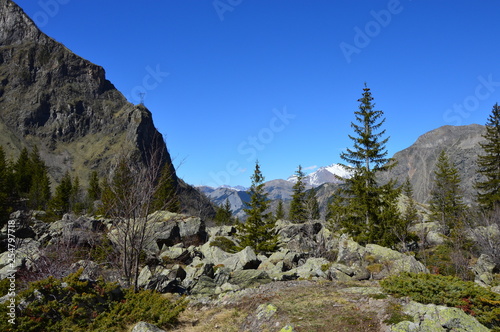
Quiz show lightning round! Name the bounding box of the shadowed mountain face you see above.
[0,0,214,216]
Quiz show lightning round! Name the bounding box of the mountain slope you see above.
[287,164,351,187]
[0,0,214,216]
[379,124,485,204]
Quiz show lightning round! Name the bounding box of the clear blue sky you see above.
[15,0,500,188]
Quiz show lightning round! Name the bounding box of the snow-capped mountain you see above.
[287,163,352,187]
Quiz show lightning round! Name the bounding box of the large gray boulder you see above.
[228,269,272,289]
[390,301,489,332]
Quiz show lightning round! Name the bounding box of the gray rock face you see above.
[379,124,485,204]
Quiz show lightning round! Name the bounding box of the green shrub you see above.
[0,269,187,331]
[90,290,188,331]
[380,272,500,329]
[209,236,238,253]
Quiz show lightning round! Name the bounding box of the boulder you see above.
[390,301,489,332]
[364,244,428,277]
[472,254,497,287]
[221,246,260,271]
[229,269,271,288]
[293,257,329,279]
[178,216,207,246]
[199,242,232,265]
[69,260,101,280]
[337,234,366,265]
[131,321,166,332]
[190,275,217,295]
[0,238,41,278]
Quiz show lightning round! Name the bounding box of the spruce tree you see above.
[0,146,12,224]
[27,146,51,210]
[237,161,279,254]
[476,103,500,210]
[50,171,73,215]
[288,165,307,223]
[215,199,233,225]
[305,189,320,220]
[429,150,465,232]
[152,162,180,213]
[337,84,401,246]
[87,171,102,201]
[275,199,285,220]
[14,147,31,196]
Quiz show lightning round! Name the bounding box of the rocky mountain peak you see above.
[0,0,43,46]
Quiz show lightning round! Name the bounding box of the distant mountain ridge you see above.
[200,124,486,218]
[287,164,352,187]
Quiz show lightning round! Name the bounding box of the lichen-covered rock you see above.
[131,321,166,332]
[221,246,260,271]
[190,275,217,295]
[229,269,271,289]
[390,301,490,332]
[292,257,329,279]
[472,254,497,287]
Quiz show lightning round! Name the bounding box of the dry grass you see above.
[170,280,392,332]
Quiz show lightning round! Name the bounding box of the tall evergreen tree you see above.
[215,199,233,225]
[476,103,500,210]
[50,171,73,215]
[275,199,285,220]
[0,146,13,224]
[337,84,401,246]
[14,147,31,197]
[429,150,465,232]
[152,162,180,213]
[237,161,279,253]
[288,165,307,223]
[87,171,102,202]
[27,146,51,210]
[305,189,320,220]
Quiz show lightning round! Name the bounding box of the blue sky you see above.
[14,0,500,187]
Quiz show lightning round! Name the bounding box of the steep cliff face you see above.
[0,0,159,179]
[0,0,214,216]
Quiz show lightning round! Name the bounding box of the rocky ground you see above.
[0,210,497,331]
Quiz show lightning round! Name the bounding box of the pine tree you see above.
[152,161,180,213]
[0,146,12,225]
[476,103,500,210]
[87,171,102,201]
[288,165,307,223]
[275,199,285,220]
[215,199,233,225]
[337,84,401,246]
[50,171,73,215]
[14,147,31,197]
[27,146,51,210]
[237,161,279,254]
[429,150,465,232]
[305,189,320,220]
